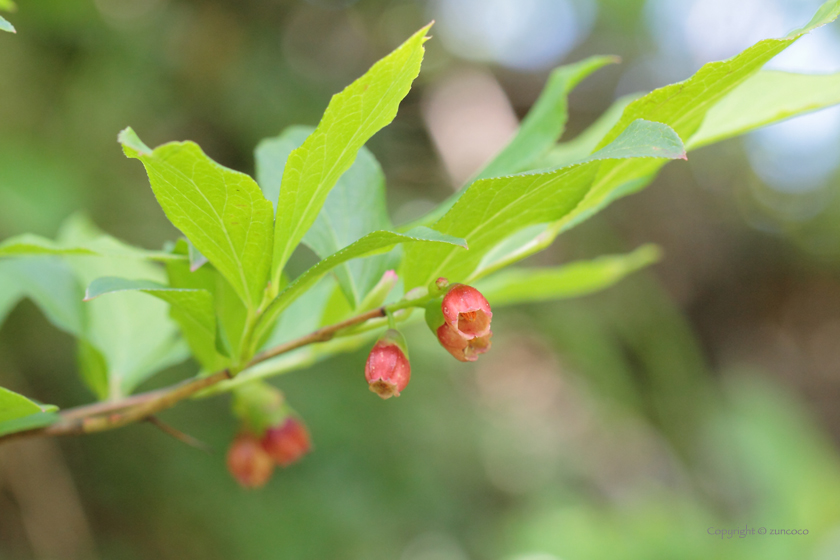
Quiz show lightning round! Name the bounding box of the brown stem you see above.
[0,306,387,445]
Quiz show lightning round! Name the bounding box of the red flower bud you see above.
[428,284,493,362]
[261,417,312,467]
[227,433,274,488]
[365,329,411,399]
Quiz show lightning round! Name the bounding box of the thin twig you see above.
[146,416,213,453]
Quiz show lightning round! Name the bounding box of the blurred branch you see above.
[0,305,389,445]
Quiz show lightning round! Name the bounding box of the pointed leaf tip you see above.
[118,127,152,156]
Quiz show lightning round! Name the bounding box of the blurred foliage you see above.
[2,1,840,559]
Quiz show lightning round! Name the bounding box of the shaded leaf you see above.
[0,258,85,337]
[302,148,394,308]
[584,119,686,162]
[166,240,241,371]
[0,231,183,262]
[60,217,188,398]
[85,277,216,343]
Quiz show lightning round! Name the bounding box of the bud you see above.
[359,269,399,311]
[227,433,275,488]
[231,381,286,434]
[426,284,493,362]
[261,417,312,467]
[365,329,411,399]
[434,277,449,291]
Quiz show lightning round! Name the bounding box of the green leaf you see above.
[60,218,188,398]
[119,127,274,309]
[257,126,396,308]
[0,412,60,438]
[255,125,314,212]
[254,227,466,346]
[403,56,619,231]
[187,239,208,271]
[0,258,86,337]
[0,386,58,438]
[475,56,619,181]
[479,1,840,277]
[403,120,685,289]
[85,277,216,343]
[536,94,640,169]
[303,148,394,308]
[0,386,54,423]
[166,240,242,371]
[558,1,840,234]
[77,340,109,400]
[475,245,662,306]
[0,0,16,12]
[0,231,183,262]
[258,275,336,351]
[0,271,24,326]
[270,24,431,285]
[584,119,686,162]
[0,15,14,33]
[689,70,840,149]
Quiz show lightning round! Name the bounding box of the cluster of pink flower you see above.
[227,416,312,488]
[227,281,492,487]
[365,282,492,399]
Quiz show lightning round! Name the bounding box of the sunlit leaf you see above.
[537,94,639,169]
[119,127,274,310]
[475,55,618,180]
[403,120,685,288]
[557,2,840,234]
[0,386,58,437]
[0,15,14,33]
[258,126,396,308]
[476,245,661,306]
[255,227,466,346]
[270,24,431,285]
[689,70,840,149]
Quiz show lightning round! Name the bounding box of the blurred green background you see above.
[3,0,840,558]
